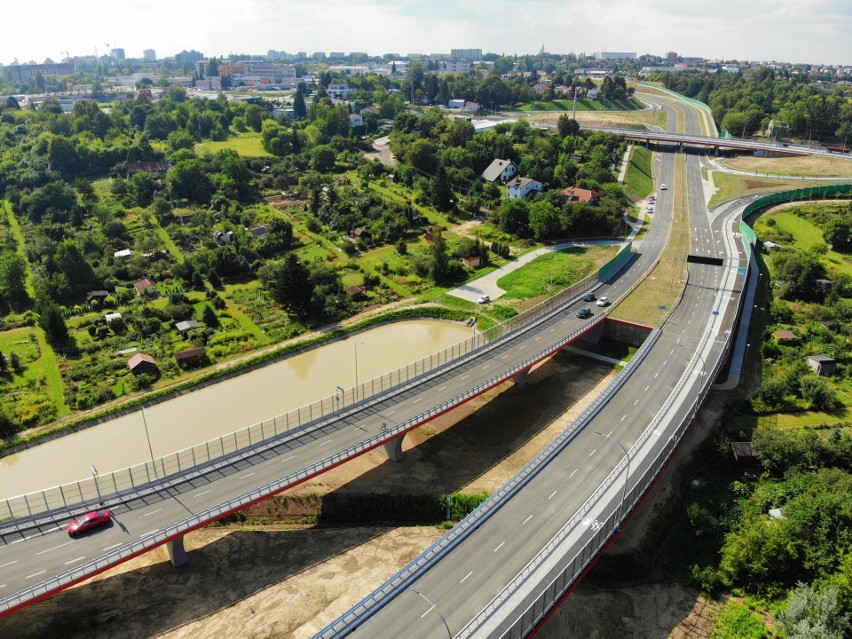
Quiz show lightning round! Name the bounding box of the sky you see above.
[3,0,851,67]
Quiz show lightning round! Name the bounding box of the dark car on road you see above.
[67,509,111,536]
[577,307,592,319]
[583,292,595,302]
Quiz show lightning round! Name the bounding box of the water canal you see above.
[1,319,473,498]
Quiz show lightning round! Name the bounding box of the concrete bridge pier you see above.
[166,536,189,567]
[512,369,531,385]
[382,434,405,462]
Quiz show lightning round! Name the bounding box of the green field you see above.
[757,209,852,277]
[625,145,654,200]
[517,97,643,112]
[497,247,616,299]
[707,172,827,210]
[195,134,272,157]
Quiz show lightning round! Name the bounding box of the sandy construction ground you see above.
[0,351,725,639]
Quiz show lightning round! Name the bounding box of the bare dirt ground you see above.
[1,352,730,639]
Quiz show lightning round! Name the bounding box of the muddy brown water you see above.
[0,320,472,498]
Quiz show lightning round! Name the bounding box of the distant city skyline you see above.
[3,0,851,67]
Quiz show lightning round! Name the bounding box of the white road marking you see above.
[621,414,626,421]
[482,364,490,369]
[319,438,334,447]
[518,345,526,350]
[281,455,296,463]
[460,571,473,583]
[645,385,650,392]
[412,397,422,403]
[143,509,163,517]
[241,472,256,479]
[103,543,123,551]
[493,541,505,552]
[589,448,597,457]
[461,375,469,380]
[570,469,578,478]
[634,399,639,406]
[523,515,533,526]
[26,570,45,579]
[36,540,73,556]
[386,410,396,416]
[420,606,436,619]
[548,490,558,500]
[0,560,18,569]
[195,490,211,498]
[437,387,447,392]
[65,556,86,566]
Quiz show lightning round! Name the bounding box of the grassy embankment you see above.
[195,133,272,157]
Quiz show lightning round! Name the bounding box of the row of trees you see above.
[657,66,852,140]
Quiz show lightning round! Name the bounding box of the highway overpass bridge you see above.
[0,91,766,634]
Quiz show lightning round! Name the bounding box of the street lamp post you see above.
[91,464,102,504]
[354,341,366,386]
[141,407,155,463]
[593,431,629,525]
[409,587,452,638]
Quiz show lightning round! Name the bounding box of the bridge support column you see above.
[383,435,405,462]
[166,536,189,567]
[512,369,530,385]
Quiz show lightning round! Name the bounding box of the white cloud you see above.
[1,0,849,65]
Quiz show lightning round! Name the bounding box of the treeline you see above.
[657,66,852,140]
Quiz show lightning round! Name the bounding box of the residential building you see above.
[143,49,156,62]
[460,256,482,268]
[110,48,125,61]
[127,353,159,375]
[174,50,204,67]
[327,84,356,100]
[134,278,157,296]
[104,312,122,324]
[5,62,74,82]
[561,187,600,204]
[506,177,542,200]
[448,98,466,109]
[594,51,636,61]
[450,49,482,61]
[807,355,836,376]
[481,159,518,183]
[175,347,206,367]
[85,290,109,305]
[349,113,364,127]
[175,320,201,336]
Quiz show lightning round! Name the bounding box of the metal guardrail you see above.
[0,243,635,528]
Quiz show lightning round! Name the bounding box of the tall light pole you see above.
[593,431,629,524]
[354,340,366,386]
[409,587,452,638]
[91,464,103,505]
[141,407,155,463]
